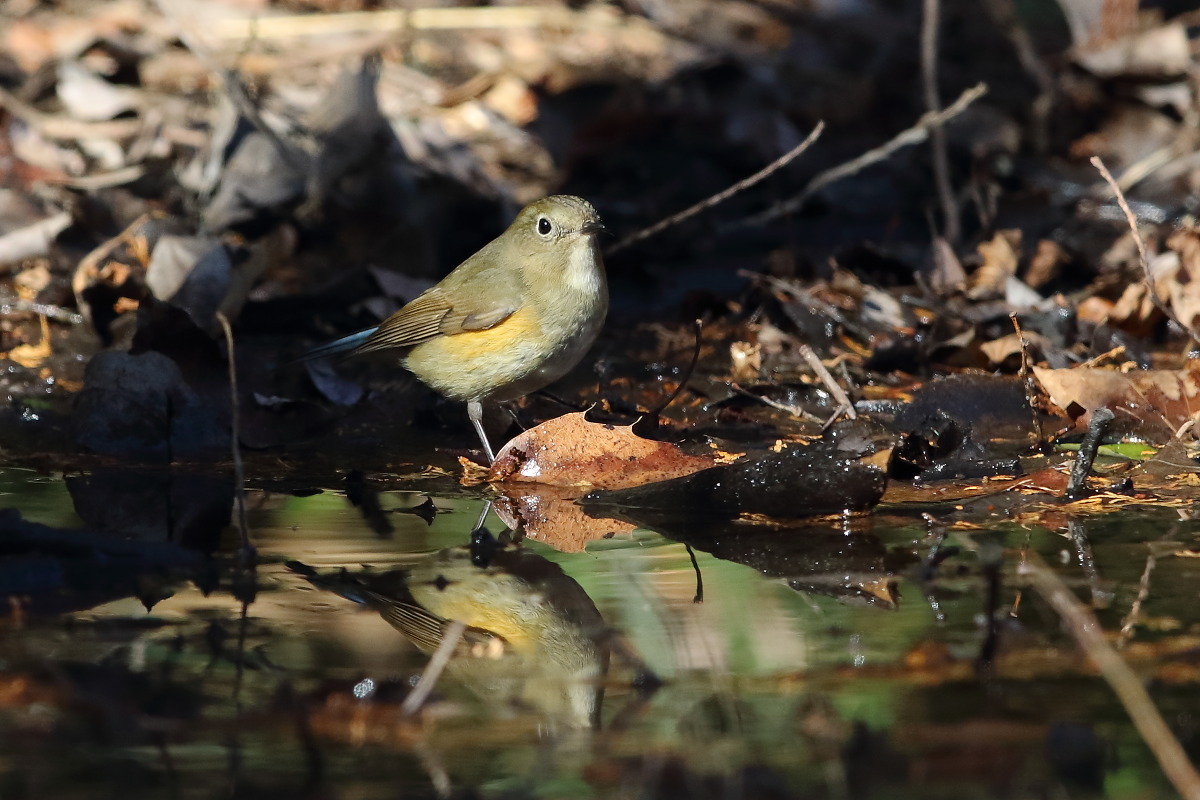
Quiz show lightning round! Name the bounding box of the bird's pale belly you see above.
[403,304,602,402]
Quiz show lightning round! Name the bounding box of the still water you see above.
[0,464,1197,798]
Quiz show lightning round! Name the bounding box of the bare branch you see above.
[921,0,959,243]
[607,122,825,256]
[1091,155,1200,344]
[738,83,987,228]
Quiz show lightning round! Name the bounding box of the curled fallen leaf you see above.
[489,411,715,489]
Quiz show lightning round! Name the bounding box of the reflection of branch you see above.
[607,122,825,255]
[216,312,254,562]
[1091,155,1200,344]
[1019,554,1200,800]
[686,545,704,604]
[1116,549,1156,649]
[737,83,987,228]
[402,620,466,715]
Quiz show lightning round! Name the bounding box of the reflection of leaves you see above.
[490,411,715,489]
[0,508,210,614]
[493,485,636,552]
[598,511,899,607]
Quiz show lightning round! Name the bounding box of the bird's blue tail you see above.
[296,327,377,363]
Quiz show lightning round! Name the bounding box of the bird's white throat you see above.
[564,238,603,296]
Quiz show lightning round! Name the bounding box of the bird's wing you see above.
[353,265,520,355]
[374,597,450,652]
[353,290,454,353]
[371,594,504,655]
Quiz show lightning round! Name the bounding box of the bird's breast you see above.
[402,242,607,403]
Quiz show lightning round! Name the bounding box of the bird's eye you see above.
[537,217,552,236]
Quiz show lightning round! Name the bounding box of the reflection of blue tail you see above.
[286,560,370,605]
[297,328,376,362]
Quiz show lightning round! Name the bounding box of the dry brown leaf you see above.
[1168,223,1200,281]
[1032,362,1200,437]
[3,316,51,369]
[1108,281,1158,336]
[1076,296,1114,326]
[980,331,1050,366]
[489,411,715,489]
[968,230,1020,300]
[1025,240,1067,289]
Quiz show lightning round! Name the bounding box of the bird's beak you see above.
[581,220,607,235]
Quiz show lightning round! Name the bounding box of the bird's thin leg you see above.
[473,499,493,532]
[467,400,495,463]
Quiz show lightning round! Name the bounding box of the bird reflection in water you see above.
[289,539,611,729]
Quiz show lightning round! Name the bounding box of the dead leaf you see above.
[980,331,1050,366]
[1076,296,1114,326]
[968,230,1020,300]
[1108,280,1159,336]
[1033,362,1200,439]
[489,411,715,489]
[4,316,51,369]
[1074,22,1193,78]
[1168,223,1200,281]
[1025,240,1067,289]
[930,235,966,293]
[729,341,761,384]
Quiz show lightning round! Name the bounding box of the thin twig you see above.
[982,0,1055,153]
[738,270,875,341]
[215,311,253,562]
[1079,344,1127,368]
[216,6,579,39]
[729,383,823,423]
[40,165,147,191]
[401,620,466,716]
[921,0,959,243]
[0,85,205,147]
[1091,155,1200,345]
[798,344,856,420]
[738,83,987,228]
[647,318,704,418]
[607,122,825,255]
[1019,553,1200,800]
[0,300,84,325]
[1010,313,1043,451]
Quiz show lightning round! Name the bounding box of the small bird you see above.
[303,195,608,461]
[288,544,611,727]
